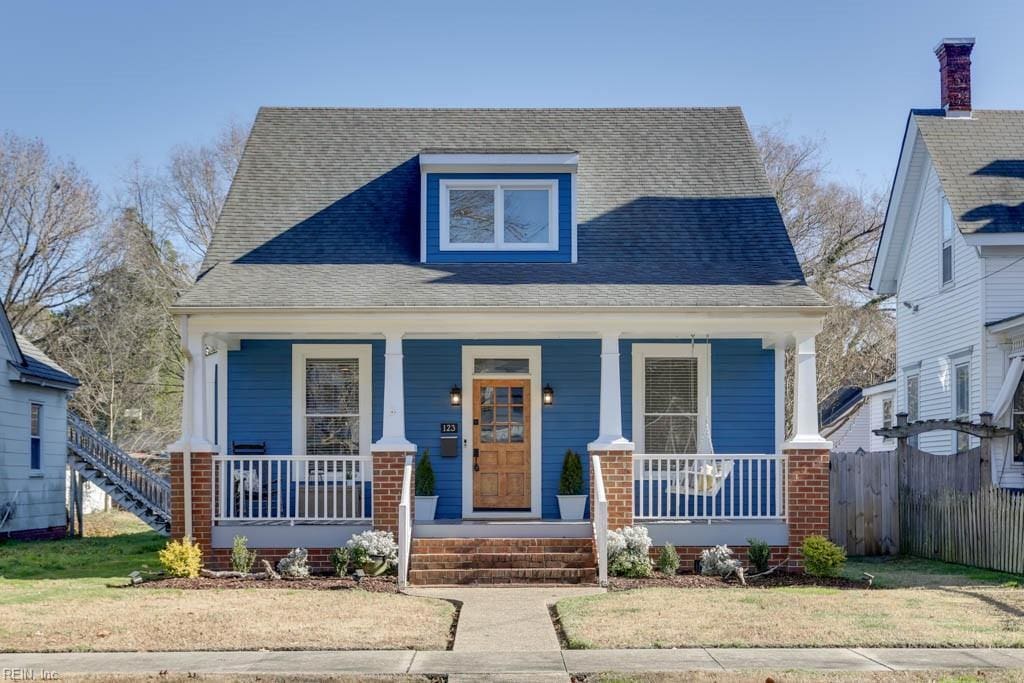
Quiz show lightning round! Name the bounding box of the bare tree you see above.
[0,132,104,329]
[757,125,895,426]
[161,121,248,262]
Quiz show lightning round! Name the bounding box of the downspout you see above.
[178,315,193,539]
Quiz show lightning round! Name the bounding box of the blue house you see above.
[169,108,832,584]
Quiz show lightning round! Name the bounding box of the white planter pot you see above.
[415,495,438,521]
[557,494,588,520]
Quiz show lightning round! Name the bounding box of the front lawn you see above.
[0,511,454,652]
[557,557,1024,649]
[586,673,1024,683]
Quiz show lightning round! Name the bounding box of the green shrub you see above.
[415,449,435,497]
[746,537,770,574]
[801,535,846,577]
[656,543,680,575]
[559,449,584,496]
[330,547,350,577]
[230,535,257,574]
[609,551,653,578]
[159,537,202,578]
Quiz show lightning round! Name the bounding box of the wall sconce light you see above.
[450,385,462,406]
[542,384,555,405]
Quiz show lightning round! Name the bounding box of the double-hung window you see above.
[30,403,42,470]
[440,179,558,251]
[941,195,955,286]
[953,360,971,452]
[881,398,893,444]
[632,344,709,455]
[906,372,920,448]
[291,345,372,459]
[1014,373,1024,463]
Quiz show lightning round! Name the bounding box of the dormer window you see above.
[441,179,558,251]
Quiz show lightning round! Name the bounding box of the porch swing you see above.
[662,335,733,498]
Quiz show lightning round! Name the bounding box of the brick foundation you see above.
[206,546,338,573]
[2,525,67,542]
[589,449,633,530]
[170,451,214,558]
[649,544,789,572]
[783,447,830,571]
[372,451,414,537]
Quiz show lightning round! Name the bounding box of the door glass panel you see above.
[510,386,524,404]
[474,358,529,374]
[480,407,494,425]
[495,405,509,424]
[480,386,494,406]
[510,424,524,442]
[511,406,524,424]
[480,426,494,443]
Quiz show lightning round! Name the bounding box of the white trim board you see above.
[460,345,543,519]
[631,343,712,454]
[291,344,373,457]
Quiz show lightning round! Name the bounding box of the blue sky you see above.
[2,1,1022,199]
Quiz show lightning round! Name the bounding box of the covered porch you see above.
[168,308,831,579]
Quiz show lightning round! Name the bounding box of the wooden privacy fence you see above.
[830,412,1016,570]
[901,487,1024,574]
[830,449,899,556]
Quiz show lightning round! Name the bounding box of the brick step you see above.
[411,551,595,570]
[408,567,598,585]
[411,537,593,554]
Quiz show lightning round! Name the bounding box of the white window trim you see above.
[29,402,42,471]
[940,192,955,288]
[460,345,543,519]
[952,356,971,451]
[881,398,894,443]
[291,344,372,458]
[439,178,559,252]
[631,343,712,454]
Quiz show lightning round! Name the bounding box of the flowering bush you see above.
[607,525,653,578]
[346,530,398,572]
[700,544,744,583]
[277,547,310,578]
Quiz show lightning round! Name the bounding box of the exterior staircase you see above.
[408,537,598,585]
[66,413,171,535]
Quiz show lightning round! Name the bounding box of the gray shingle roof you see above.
[176,107,821,310]
[13,333,79,387]
[914,109,1024,234]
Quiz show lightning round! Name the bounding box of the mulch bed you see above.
[609,572,867,591]
[136,575,400,593]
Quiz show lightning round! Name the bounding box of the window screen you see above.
[305,359,360,456]
[955,362,970,452]
[643,357,698,454]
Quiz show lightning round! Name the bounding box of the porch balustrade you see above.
[212,454,372,523]
[633,453,787,520]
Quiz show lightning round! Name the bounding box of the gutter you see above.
[169,304,832,316]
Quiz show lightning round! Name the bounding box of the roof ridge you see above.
[256,105,744,113]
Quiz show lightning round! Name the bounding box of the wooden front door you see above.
[472,379,531,510]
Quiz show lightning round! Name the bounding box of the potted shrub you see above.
[556,449,587,520]
[415,449,438,521]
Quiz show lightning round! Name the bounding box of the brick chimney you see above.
[934,38,975,117]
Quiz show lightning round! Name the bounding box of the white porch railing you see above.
[212,455,371,523]
[397,455,414,589]
[591,454,609,587]
[634,453,787,520]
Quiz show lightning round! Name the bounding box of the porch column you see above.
[589,333,634,452]
[588,332,634,531]
[785,334,831,448]
[371,333,416,536]
[371,333,417,454]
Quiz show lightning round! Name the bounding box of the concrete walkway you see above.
[4,648,1024,677]
[406,585,603,651]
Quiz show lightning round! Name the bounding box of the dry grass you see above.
[61,677,433,683]
[590,672,1024,683]
[557,586,1024,649]
[0,584,454,652]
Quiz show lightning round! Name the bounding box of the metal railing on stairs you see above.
[67,413,171,530]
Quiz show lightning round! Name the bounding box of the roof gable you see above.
[179,107,820,310]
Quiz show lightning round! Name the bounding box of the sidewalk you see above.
[4,647,1024,677]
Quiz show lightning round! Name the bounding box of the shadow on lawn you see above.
[940,586,1024,620]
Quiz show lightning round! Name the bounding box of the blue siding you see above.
[226,337,775,521]
[227,339,385,453]
[424,173,572,263]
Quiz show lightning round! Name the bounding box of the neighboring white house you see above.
[0,303,79,540]
[872,38,1024,487]
[821,380,896,453]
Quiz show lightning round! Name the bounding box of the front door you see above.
[473,379,530,510]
